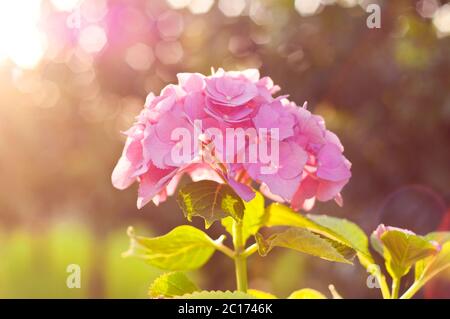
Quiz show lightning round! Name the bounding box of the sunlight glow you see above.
[79,25,107,53]
[0,0,47,69]
[125,43,154,71]
[294,0,322,17]
[433,4,450,37]
[51,0,82,12]
[188,0,215,14]
[219,0,247,17]
[166,0,191,10]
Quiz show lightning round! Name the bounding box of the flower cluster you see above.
[112,68,351,209]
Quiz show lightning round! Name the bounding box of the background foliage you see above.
[0,0,449,298]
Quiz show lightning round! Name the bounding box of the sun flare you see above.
[0,0,46,69]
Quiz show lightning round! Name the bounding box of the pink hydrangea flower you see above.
[112,68,351,210]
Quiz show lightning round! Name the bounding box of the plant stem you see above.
[391,278,401,299]
[375,272,391,299]
[243,243,258,257]
[328,285,343,299]
[232,220,248,292]
[400,280,423,299]
[212,235,235,259]
[234,255,248,292]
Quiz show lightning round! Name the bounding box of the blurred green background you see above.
[0,0,449,298]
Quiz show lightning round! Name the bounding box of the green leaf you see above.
[288,288,327,299]
[247,289,277,299]
[415,232,450,282]
[255,228,354,264]
[123,226,216,271]
[425,232,450,244]
[222,191,265,243]
[415,242,450,282]
[176,290,255,299]
[265,203,325,230]
[308,214,374,268]
[177,181,245,228]
[265,204,354,247]
[370,232,384,257]
[377,230,439,279]
[149,272,198,298]
[263,204,357,259]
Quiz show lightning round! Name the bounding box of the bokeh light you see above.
[0,0,46,69]
[155,40,184,64]
[81,0,108,23]
[157,11,184,39]
[433,4,450,37]
[295,0,322,17]
[125,43,154,71]
[219,0,247,17]
[51,0,81,12]
[416,0,439,19]
[166,0,191,9]
[78,25,108,53]
[188,0,215,14]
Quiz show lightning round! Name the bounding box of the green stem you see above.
[391,278,401,299]
[400,280,424,299]
[243,243,258,257]
[232,220,248,292]
[234,256,248,292]
[328,285,343,299]
[212,235,235,259]
[375,272,391,299]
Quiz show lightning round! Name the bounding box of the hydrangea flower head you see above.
[112,68,351,210]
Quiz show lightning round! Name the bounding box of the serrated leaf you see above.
[149,272,198,298]
[247,289,277,299]
[176,290,255,299]
[263,204,356,259]
[308,214,374,268]
[177,181,245,228]
[265,204,355,247]
[255,228,354,264]
[288,288,327,299]
[123,226,216,271]
[222,191,265,243]
[378,230,439,279]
